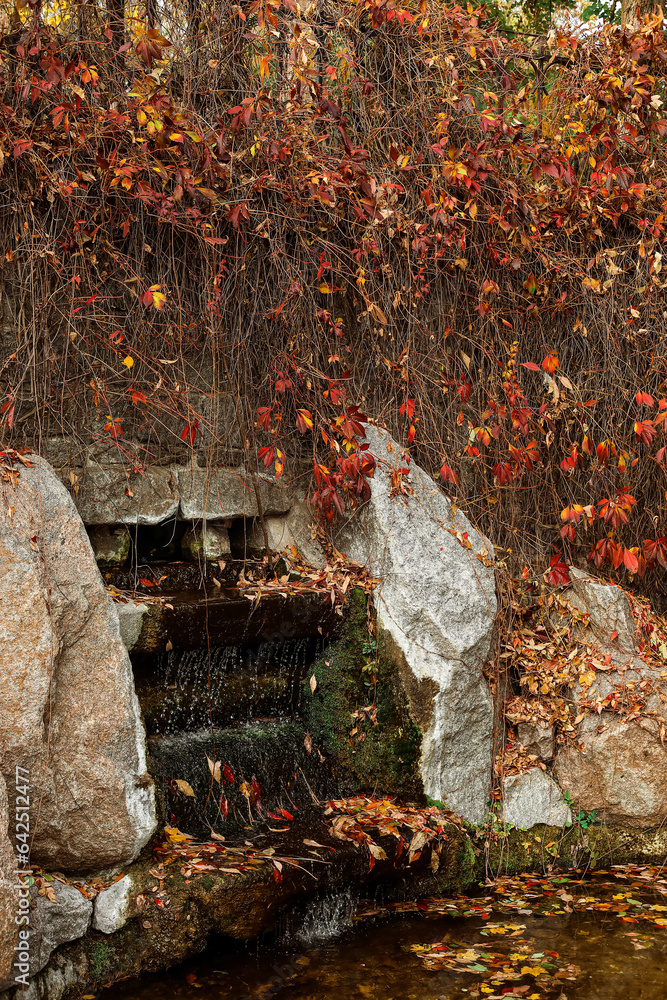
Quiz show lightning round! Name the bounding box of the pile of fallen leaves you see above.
[498,581,667,776]
[325,796,463,871]
[152,824,328,885]
[235,550,380,617]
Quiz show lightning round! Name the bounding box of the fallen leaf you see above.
[175,779,195,797]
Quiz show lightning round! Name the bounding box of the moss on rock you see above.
[303,589,423,799]
[481,822,667,877]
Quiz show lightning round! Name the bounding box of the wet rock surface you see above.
[180,523,231,561]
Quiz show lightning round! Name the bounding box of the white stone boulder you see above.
[501,768,571,829]
[92,875,133,935]
[335,426,496,824]
[0,455,157,871]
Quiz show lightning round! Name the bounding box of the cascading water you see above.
[287,890,360,947]
[132,630,337,839]
[134,636,316,735]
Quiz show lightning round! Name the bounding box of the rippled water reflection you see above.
[104,868,667,1000]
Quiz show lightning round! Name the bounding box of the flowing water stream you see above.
[102,866,667,1000]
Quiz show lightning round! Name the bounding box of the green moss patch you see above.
[303,589,423,799]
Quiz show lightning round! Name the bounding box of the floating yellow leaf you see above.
[122,355,134,368]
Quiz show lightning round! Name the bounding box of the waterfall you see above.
[144,637,312,734]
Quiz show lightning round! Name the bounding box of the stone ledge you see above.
[60,463,302,526]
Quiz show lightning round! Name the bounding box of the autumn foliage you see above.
[2,0,667,586]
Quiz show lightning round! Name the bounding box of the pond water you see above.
[103,866,667,1000]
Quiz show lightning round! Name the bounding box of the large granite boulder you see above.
[0,455,157,871]
[0,776,17,989]
[555,714,667,827]
[552,568,667,826]
[334,426,497,824]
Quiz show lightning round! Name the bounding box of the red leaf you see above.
[623,547,639,575]
[13,140,33,159]
[521,362,541,372]
[440,463,459,486]
[222,764,235,784]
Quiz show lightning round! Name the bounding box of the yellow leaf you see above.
[122,356,134,368]
[175,779,195,797]
[579,669,595,688]
[149,284,166,310]
[318,282,337,294]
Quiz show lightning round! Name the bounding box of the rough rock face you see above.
[92,876,133,935]
[517,722,555,762]
[555,714,667,827]
[71,463,179,526]
[502,768,571,829]
[335,426,496,824]
[551,568,667,827]
[0,456,157,871]
[180,523,231,561]
[567,567,637,657]
[177,464,293,520]
[245,500,326,568]
[0,883,92,992]
[0,776,17,989]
